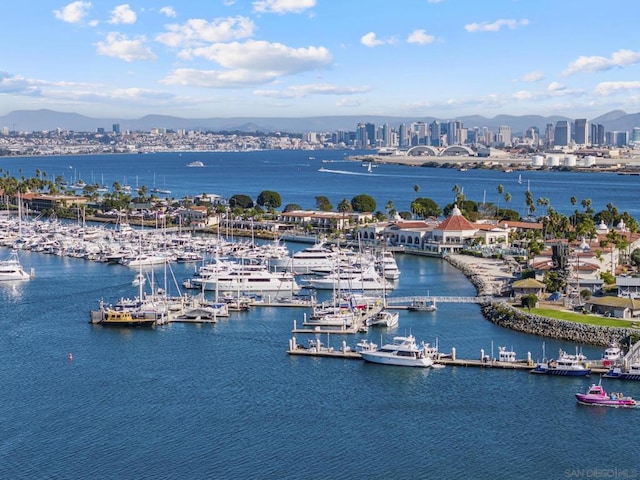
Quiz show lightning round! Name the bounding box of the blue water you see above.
[2,149,640,217]
[1,152,640,479]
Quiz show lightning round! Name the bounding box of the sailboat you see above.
[151,173,171,195]
[518,174,522,185]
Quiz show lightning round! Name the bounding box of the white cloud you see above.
[464,18,529,33]
[159,6,176,18]
[156,16,255,48]
[517,71,544,82]
[594,81,640,96]
[182,40,332,74]
[108,4,136,24]
[252,0,316,14]
[426,0,443,3]
[512,90,535,100]
[162,40,331,88]
[95,33,157,62]
[254,83,371,99]
[547,81,566,92]
[407,29,435,45]
[563,49,640,76]
[53,1,92,24]
[360,32,397,47]
[162,68,276,88]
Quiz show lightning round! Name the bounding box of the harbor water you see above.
[1,151,639,479]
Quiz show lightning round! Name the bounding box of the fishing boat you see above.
[359,335,434,367]
[530,348,591,376]
[575,383,637,408]
[0,249,32,281]
[92,309,157,327]
[603,360,640,381]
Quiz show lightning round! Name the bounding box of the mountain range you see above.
[1,109,639,135]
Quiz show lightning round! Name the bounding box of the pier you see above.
[286,337,611,374]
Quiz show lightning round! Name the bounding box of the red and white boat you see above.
[575,383,637,408]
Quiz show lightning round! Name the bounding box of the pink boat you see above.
[575,383,637,408]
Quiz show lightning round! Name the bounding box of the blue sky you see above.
[1,0,639,120]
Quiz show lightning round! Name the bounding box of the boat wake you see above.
[318,168,379,176]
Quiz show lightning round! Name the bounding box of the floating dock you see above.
[286,337,610,374]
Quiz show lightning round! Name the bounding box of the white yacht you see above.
[359,335,434,367]
[367,310,399,327]
[0,249,31,281]
[121,254,167,267]
[306,265,392,291]
[187,262,301,293]
[187,161,205,167]
[269,241,338,273]
[376,250,401,280]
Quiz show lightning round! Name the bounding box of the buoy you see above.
[68,353,73,361]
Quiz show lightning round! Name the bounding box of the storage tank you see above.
[546,155,560,167]
[563,155,577,167]
[582,155,596,167]
[531,155,544,167]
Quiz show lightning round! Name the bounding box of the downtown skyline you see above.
[1,1,640,120]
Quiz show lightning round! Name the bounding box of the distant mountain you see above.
[0,109,638,135]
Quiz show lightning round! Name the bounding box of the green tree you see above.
[351,194,376,213]
[282,203,302,212]
[229,194,254,209]
[315,195,333,211]
[410,197,441,219]
[256,190,282,209]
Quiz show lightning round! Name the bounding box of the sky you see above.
[1,0,639,120]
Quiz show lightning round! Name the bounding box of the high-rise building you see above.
[574,118,588,145]
[497,125,512,147]
[545,123,554,147]
[112,123,120,134]
[429,121,441,147]
[590,123,605,146]
[631,127,640,143]
[398,123,408,148]
[554,121,570,146]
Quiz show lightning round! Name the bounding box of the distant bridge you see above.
[386,296,495,305]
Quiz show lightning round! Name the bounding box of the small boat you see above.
[359,335,434,368]
[132,272,146,287]
[530,349,591,376]
[407,298,437,312]
[367,310,399,328]
[602,343,624,365]
[498,346,517,363]
[603,361,640,381]
[95,309,157,327]
[575,383,637,408]
[187,161,205,167]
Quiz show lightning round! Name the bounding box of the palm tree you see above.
[496,184,504,218]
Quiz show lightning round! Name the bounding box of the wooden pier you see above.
[285,337,610,374]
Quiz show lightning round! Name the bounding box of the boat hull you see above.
[575,394,637,407]
[360,352,433,367]
[530,366,591,376]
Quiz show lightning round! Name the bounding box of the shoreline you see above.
[444,252,637,346]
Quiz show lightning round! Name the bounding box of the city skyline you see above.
[1,1,639,120]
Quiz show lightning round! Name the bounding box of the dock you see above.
[285,337,611,374]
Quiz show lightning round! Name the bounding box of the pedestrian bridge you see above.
[386,296,494,305]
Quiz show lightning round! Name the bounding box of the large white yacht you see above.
[306,265,393,291]
[0,249,31,281]
[268,241,339,273]
[359,335,434,367]
[186,262,301,293]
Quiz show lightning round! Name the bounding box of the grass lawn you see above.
[525,307,640,329]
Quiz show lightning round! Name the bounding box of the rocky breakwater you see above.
[481,302,631,347]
